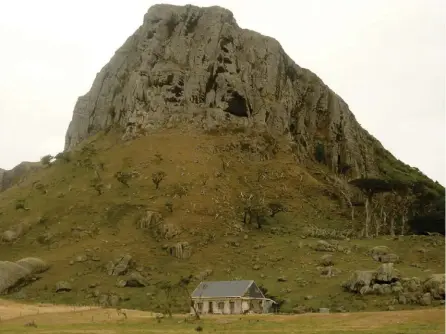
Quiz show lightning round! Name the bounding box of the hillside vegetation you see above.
[0,128,444,313]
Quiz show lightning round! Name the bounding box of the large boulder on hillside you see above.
[0,261,31,294]
[1,222,31,243]
[15,258,50,274]
[168,242,192,259]
[375,263,400,283]
[314,240,337,252]
[0,257,49,294]
[342,270,375,294]
[107,254,133,276]
[423,274,445,300]
[137,211,180,240]
[369,246,392,262]
[55,281,72,292]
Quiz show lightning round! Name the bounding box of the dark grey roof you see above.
[191,280,257,298]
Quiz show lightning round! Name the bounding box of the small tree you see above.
[165,200,173,213]
[349,178,407,238]
[40,154,53,167]
[54,152,71,163]
[152,171,166,189]
[173,183,188,198]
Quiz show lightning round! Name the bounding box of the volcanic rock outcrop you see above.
[64,4,389,178]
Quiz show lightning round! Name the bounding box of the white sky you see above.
[0,0,444,184]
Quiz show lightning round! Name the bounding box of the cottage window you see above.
[197,303,203,312]
[218,302,224,310]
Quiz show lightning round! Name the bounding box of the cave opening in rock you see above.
[225,92,250,117]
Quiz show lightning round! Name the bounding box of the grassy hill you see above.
[0,128,444,313]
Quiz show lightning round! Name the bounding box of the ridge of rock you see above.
[65,4,399,178]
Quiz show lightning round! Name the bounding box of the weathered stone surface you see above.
[314,240,336,252]
[422,274,445,300]
[375,263,400,283]
[55,281,72,292]
[64,4,391,178]
[0,162,41,192]
[320,254,334,266]
[107,254,133,276]
[369,246,391,262]
[168,242,192,259]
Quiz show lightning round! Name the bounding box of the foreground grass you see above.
[0,309,444,334]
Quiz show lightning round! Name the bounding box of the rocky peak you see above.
[64,4,389,178]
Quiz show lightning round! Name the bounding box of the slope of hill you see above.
[0,4,444,313]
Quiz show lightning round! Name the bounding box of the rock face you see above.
[64,4,391,178]
[0,162,41,192]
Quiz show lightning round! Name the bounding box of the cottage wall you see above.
[192,298,248,315]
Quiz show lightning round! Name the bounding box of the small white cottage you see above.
[190,280,276,315]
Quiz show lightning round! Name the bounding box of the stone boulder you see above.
[422,274,445,300]
[168,242,192,259]
[1,222,30,243]
[107,254,133,276]
[320,254,334,266]
[375,263,400,283]
[0,257,49,294]
[342,270,375,294]
[55,281,72,292]
[369,246,392,262]
[137,210,180,240]
[314,240,336,252]
[125,272,150,287]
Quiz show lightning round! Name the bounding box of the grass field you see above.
[0,129,444,313]
[0,299,444,334]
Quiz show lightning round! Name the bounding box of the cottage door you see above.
[208,301,214,314]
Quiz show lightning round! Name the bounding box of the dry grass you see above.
[0,129,444,314]
[0,300,444,333]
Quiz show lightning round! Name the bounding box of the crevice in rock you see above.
[225,91,249,117]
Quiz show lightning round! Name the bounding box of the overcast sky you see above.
[0,0,444,184]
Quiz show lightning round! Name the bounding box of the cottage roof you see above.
[191,280,264,298]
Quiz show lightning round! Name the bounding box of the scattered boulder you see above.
[380,253,400,263]
[15,258,49,274]
[342,270,375,294]
[1,222,30,243]
[320,254,334,266]
[422,274,445,299]
[419,292,432,306]
[36,232,56,245]
[375,263,400,283]
[74,254,88,263]
[320,266,341,278]
[1,230,18,243]
[314,240,336,252]
[369,246,392,262]
[126,272,150,287]
[55,281,72,292]
[402,277,422,292]
[107,254,133,276]
[0,257,49,294]
[138,211,179,240]
[0,261,31,294]
[137,210,163,229]
[168,242,192,259]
